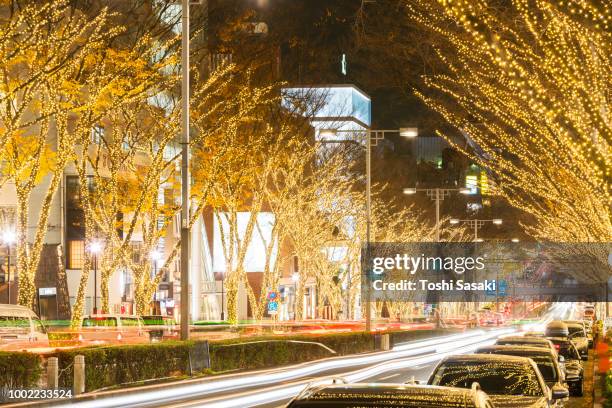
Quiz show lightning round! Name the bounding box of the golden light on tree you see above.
[405,0,611,242]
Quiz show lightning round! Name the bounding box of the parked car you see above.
[141,315,178,341]
[583,307,595,321]
[563,321,590,357]
[286,382,495,407]
[545,321,569,338]
[0,304,49,351]
[428,354,568,407]
[495,336,557,355]
[79,315,145,345]
[475,345,567,393]
[547,337,585,396]
[522,331,546,338]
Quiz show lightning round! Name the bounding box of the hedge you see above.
[208,329,454,372]
[0,351,42,388]
[54,341,206,392]
[0,328,457,392]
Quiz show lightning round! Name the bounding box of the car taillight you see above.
[554,344,560,350]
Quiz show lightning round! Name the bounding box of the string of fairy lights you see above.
[408,0,611,242]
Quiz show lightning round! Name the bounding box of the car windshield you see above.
[289,402,469,408]
[483,352,557,382]
[83,317,117,327]
[552,342,580,360]
[142,316,175,325]
[497,340,546,348]
[0,316,30,333]
[568,327,585,338]
[529,356,557,382]
[32,318,47,334]
[289,395,470,408]
[431,361,543,396]
[120,317,141,327]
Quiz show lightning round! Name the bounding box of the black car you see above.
[475,345,568,396]
[428,354,567,407]
[548,337,585,396]
[286,383,494,407]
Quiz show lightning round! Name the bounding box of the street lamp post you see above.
[150,250,162,315]
[150,250,162,278]
[403,187,470,241]
[88,241,102,315]
[3,230,16,304]
[177,0,206,341]
[448,218,503,242]
[291,273,299,321]
[179,0,192,342]
[448,218,503,312]
[319,127,418,332]
[220,271,225,321]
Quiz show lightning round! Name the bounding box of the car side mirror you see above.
[558,355,565,363]
[551,385,569,400]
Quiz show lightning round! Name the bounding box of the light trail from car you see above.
[49,330,507,408]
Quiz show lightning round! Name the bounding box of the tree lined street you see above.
[0,0,609,406]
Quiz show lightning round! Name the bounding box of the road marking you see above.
[378,373,401,380]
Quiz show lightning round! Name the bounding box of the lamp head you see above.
[150,250,162,261]
[2,230,16,245]
[403,188,417,195]
[319,129,338,138]
[492,219,503,225]
[291,273,299,282]
[449,219,460,225]
[89,241,103,254]
[399,127,418,138]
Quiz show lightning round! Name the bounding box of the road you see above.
[19,303,593,408]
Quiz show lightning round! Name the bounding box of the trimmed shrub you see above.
[0,328,455,392]
[54,341,207,392]
[208,329,454,372]
[0,351,42,388]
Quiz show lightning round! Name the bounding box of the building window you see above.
[66,176,86,269]
[91,125,104,144]
[293,256,299,273]
[67,240,85,269]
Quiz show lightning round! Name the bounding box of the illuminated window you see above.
[91,125,104,144]
[67,240,85,270]
[480,172,490,195]
[465,175,478,194]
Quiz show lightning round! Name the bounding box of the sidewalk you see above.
[592,340,609,408]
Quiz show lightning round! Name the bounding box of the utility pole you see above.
[365,131,372,332]
[403,187,470,242]
[319,128,418,332]
[180,0,191,341]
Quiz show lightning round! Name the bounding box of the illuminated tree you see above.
[68,34,180,327]
[404,0,611,242]
[0,0,121,308]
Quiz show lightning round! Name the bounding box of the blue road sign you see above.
[267,301,278,312]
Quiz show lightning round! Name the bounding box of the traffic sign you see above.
[267,301,278,312]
